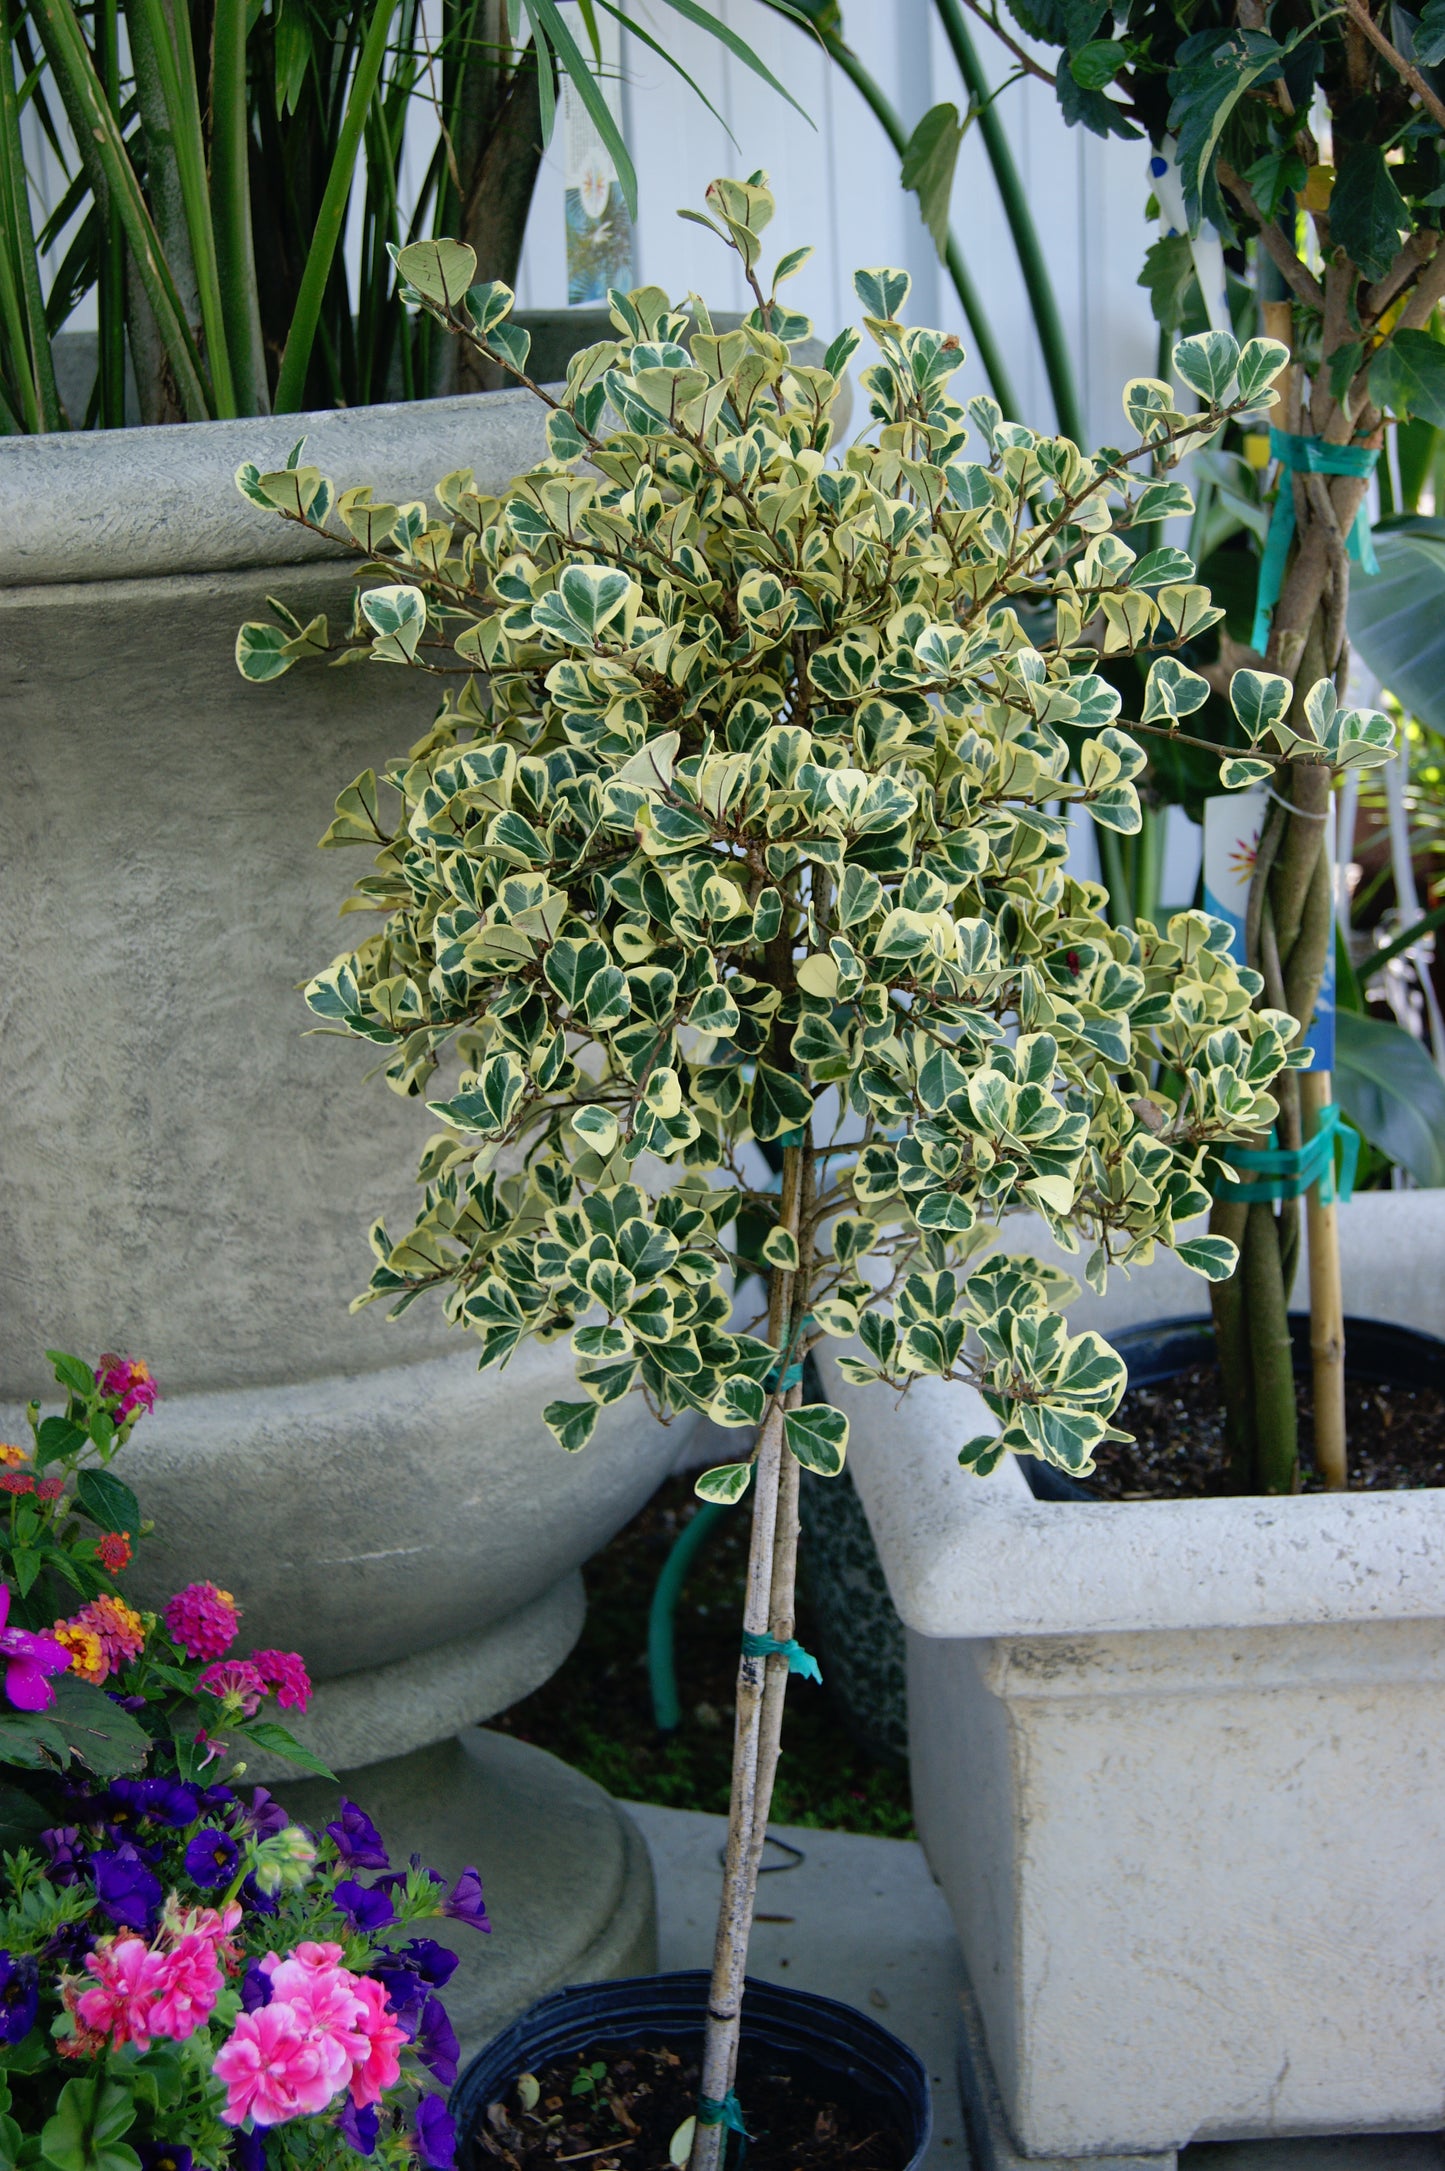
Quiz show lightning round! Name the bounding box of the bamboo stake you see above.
[1302,1068,1347,1489]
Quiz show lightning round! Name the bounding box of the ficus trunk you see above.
[1207,290,1375,1493]
[439,0,543,397]
[689,1140,811,2171]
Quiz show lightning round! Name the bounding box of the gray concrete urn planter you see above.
[0,390,695,1832]
[826,1189,1445,2161]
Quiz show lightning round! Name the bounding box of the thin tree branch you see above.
[955,0,1057,88]
[1340,0,1445,134]
[1364,229,1441,319]
[1218,161,1326,310]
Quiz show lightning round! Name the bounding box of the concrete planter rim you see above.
[0,382,546,587]
[826,1189,1445,1643]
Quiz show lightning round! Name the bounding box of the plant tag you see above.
[1202,788,1336,1068]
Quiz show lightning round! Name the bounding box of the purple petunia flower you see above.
[415,2096,456,2170]
[137,2146,193,2171]
[441,1867,490,1932]
[239,1959,273,2013]
[107,1778,202,1830]
[416,1995,459,2087]
[0,1954,37,2045]
[370,1963,425,2033]
[93,1843,162,1931]
[0,1588,71,1713]
[240,1872,278,1917]
[338,2101,379,2158]
[184,1826,240,1889]
[240,1787,291,1840]
[229,2128,264,2171]
[335,1879,395,1933]
[39,1827,86,1885]
[395,1938,460,1988]
[326,1800,389,1870]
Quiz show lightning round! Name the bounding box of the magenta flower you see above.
[95,1356,158,1424]
[165,1583,240,1661]
[0,1587,71,1712]
[250,1648,312,1714]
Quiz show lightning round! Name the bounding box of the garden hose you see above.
[648,1499,730,1733]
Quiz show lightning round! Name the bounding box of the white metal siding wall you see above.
[516,0,1157,449]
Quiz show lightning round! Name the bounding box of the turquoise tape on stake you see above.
[742,1630,823,1684]
[698,2092,751,2137]
[1251,428,1379,654]
[1215,1103,1359,1205]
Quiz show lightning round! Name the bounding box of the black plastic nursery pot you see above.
[452,1968,932,2169]
[1021,1313,1445,1501]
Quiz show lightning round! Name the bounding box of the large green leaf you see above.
[0,1678,149,1778]
[1334,1009,1445,1188]
[1347,518,1445,730]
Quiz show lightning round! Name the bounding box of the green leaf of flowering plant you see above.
[40,2077,140,2171]
[235,1720,338,1783]
[75,1469,140,1536]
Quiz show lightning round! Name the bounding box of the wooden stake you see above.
[1301,1067,1347,1489]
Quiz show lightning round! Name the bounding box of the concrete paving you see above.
[623,1802,1445,2171]
[624,1801,967,2168]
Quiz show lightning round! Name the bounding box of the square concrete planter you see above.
[825,1190,1445,2159]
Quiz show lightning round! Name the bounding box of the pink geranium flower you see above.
[214,1944,405,2125]
[165,1582,240,1661]
[344,1972,407,2107]
[75,1937,170,2050]
[0,1586,72,1712]
[213,2002,346,2124]
[149,1931,226,2040]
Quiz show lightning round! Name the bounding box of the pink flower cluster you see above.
[73,1903,240,2051]
[213,1943,405,2128]
[165,1582,240,1661]
[95,1356,157,1424]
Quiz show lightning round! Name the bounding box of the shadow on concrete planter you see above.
[452,1969,932,2170]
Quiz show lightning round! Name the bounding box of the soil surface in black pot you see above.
[471,2038,909,2170]
[1098,1363,1445,1498]
[491,1475,912,1837]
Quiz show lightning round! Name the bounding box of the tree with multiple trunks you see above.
[964,0,1445,1486]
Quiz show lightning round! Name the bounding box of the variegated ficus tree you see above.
[234,177,1389,2166]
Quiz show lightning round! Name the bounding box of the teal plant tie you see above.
[1251,427,1380,654]
[764,1314,814,1394]
[1215,1103,1359,1205]
[698,2091,751,2138]
[742,1630,823,1684]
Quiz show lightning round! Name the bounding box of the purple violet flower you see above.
[370,1964,424,2033]
[335,1879,395,1933]
[0,1954,37,2044]
[240,1872,278,1917]
[239,1959,273,2013]
[415,2097,456,2170]
[338,2101,379,2158]
[441,1867,490,1932]
[184,1827,240,1889]
[326,1800,389,1869]
[416,1995,459,2087]
[93,1844,162,1931]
